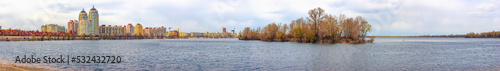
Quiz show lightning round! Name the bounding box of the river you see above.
[0,37,499,70]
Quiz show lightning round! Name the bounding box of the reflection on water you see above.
[0,38,499,70]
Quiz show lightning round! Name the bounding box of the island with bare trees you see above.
[238,7,373,43]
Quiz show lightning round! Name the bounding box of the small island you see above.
[238,7,373,43]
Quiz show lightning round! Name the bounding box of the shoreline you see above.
[371,36,500,38]
[0,64,51,71]
[238,38,374,43]
[0,36,237,41]
[0,58,62,71]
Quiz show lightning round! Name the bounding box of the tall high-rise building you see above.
[78,8,91,35]
[78,8,87,22]
[135,23,143,36]
[78,6,99,36]
[89,5,99,35]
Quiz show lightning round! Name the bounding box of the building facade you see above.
[156,26,167,37]
[41,24,65,33]
[142,26,167,37]
[135,23,143,36]
[189,32,206,37]
[41,26,46,32]
[67,20,79,34]
[113,25,124,35]
[99,25,106,36]
[125,23,135,36]
[99,24,127,36]
[222,27,226,33]
[144,27,152,37]
[107,25,112,35]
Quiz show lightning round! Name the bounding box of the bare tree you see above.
[356,16,371,41]
[307,7,325,43]
[341,17,359,42]
[262,22,279,41]
[279,23,288,41]
[321,14,340,42]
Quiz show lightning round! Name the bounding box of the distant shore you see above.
[370,36,467,37]
[371,36,500,38]
[372,31,500,38]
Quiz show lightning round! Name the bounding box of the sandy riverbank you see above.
[0,64,50,71]
[0,59,70,71]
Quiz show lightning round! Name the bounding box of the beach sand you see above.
[0,64,51,71]
[0,59,58,71]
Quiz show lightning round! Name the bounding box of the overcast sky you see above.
[0,0,499,36]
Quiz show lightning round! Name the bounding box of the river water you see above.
[0,37,499,70]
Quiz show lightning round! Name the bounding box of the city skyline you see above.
[0,0,499,36]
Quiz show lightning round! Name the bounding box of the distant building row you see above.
[44,22,167,37]
[41,24,65,33]
[41,6,167,37]
[98,23,166,37]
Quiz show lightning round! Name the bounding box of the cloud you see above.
[0,0,499,36]
[389,21,413,30]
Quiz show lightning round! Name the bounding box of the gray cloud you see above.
[0,0,498,36]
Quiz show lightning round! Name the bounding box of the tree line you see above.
[465,31,500,38]
[239,7,373,43]
[417,31,500,38]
